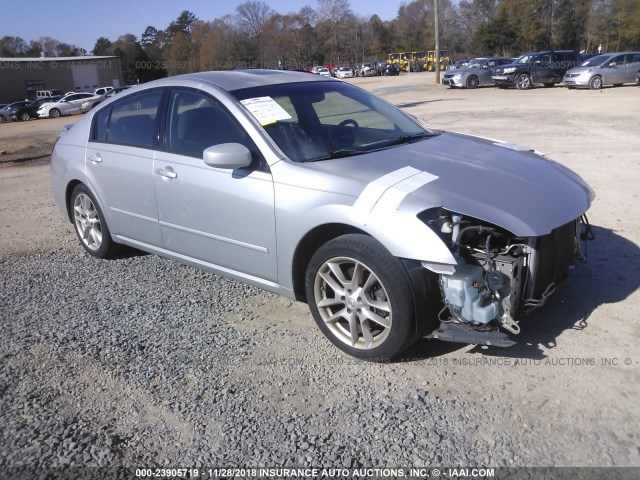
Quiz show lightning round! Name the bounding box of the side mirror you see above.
[203,143,252,169]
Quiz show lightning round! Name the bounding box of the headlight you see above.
[502,67,517,74]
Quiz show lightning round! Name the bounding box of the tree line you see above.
[1,0,638,84]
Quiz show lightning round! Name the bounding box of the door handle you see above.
[89,153,103,163]
[155,167,177,180]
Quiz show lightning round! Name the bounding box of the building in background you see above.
[0,56,123,103]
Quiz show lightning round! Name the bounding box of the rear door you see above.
[624,53,640,83]
[85,89,165,247]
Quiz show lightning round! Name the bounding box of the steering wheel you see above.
[332,119,360,149]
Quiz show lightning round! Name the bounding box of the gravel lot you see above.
[1,73,639,474]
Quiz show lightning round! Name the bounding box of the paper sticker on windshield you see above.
[240,96,292,126]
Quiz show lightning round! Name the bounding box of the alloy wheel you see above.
[313,256,392,350]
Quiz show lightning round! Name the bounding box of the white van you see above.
[36,89,64,99]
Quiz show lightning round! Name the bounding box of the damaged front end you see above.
[419,208,594,347]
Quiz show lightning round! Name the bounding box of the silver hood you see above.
[296,132,594,237]
[565,66,597,75]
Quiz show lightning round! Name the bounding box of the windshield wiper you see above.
[304,148,363,162]
[392,132,435,144]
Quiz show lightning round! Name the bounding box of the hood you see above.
[494,63,519,73]
[565,66,595,75]
[446,67,480,75]
[294,132,594,237]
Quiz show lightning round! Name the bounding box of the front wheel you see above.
[466,75,479,89]
[50,108,61,118]
[305,234,417,360]
[70,184,119,258]
[516,73,532,90]
[0,115,5,124]
[19,112,30,121]
[589,76,602,90]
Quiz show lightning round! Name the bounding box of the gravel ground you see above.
[1,73,639,476]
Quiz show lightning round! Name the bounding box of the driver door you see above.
[153,88,277,282]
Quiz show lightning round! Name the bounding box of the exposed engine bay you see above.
[421,209,594,346]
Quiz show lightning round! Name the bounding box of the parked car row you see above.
[306,62,401,80]
[0,87,131,123]
[442,50,640,90]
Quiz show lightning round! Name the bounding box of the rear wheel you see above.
[589,76,602,90]
[0,115,5,124]
[305,234,417,360]
[50,108,61,118]
[516,73,532,90]
[466,75,479,89]
[70,184,119,258]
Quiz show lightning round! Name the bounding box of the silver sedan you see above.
[51,70,594,360]
[442,57,513,88]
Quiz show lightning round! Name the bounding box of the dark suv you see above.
[376,62,400,76]
[492,50,583,89]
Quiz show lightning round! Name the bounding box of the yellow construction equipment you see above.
[425,50,450,71]
[386,49,451,71]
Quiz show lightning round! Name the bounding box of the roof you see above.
[178,69,332,91]
[0,56,118,62]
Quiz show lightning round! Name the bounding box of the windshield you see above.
[232,81,434,162]
[515,55,536,64]
[581,54,612,67]
[466,58,486,69]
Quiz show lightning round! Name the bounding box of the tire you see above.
[50,108,61,118]
[70,184,119,259]
[466,75,479,89]
[427,62,434,72]
[516,73,532,90]
[305,234,417,360]
[589,76,602,90]
[0,115,5,124]
[19,112,30,121]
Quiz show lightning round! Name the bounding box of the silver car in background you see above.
[563,52,640,89]
[51,70,594,360]
[442,57,513,89]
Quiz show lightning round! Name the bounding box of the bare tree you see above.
[235,1,275,37]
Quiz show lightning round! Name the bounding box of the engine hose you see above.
[453,225,500,251]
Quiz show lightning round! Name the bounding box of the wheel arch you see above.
[293,224,441,339]
[65,179,84,222]
[292,223,366,302]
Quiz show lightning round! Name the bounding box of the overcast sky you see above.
[1,0,402,53]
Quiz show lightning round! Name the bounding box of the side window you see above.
[609,55,624,67]
[625,53,640,64]
[107,90,163,148]
[93,107,111,142]
[166,89,252,158]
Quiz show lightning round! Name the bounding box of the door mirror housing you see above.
[203,143,252,169]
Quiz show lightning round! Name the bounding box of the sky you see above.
[1,0,403,53]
